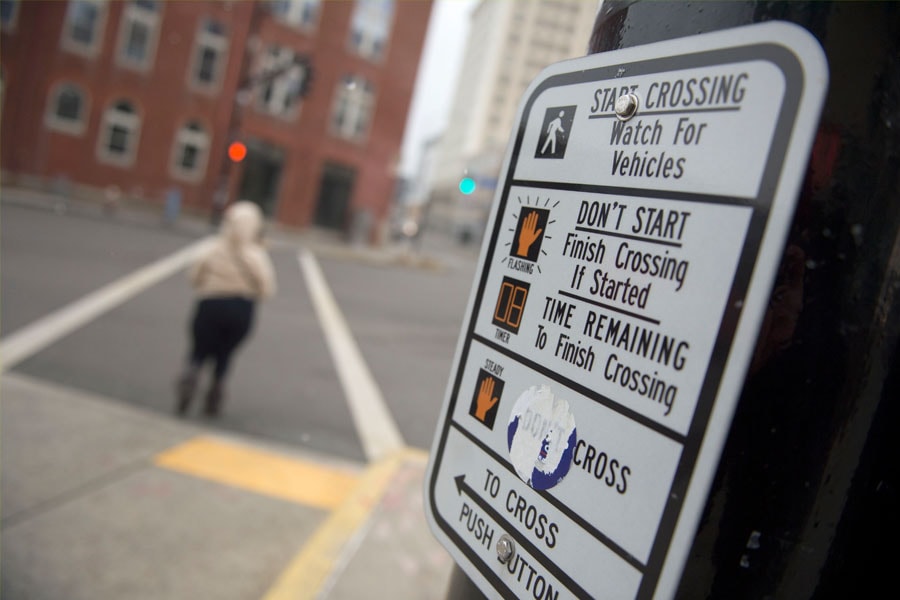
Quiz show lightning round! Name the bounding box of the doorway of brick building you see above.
[237,140,284,217]
[314,162,356,231]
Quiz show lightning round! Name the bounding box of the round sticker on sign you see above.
[507,385,577,490]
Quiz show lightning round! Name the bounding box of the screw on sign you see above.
[497,534,516,564]
[614,93,640,121]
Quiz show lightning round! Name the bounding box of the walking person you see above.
[175,200,276,417]
[540,110,566,155]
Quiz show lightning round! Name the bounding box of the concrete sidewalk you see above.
[1,371,455,599]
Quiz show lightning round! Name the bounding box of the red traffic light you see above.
[228,141,247,162]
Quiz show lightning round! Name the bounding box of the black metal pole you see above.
[444,565,488,600]
[588,2,900,598]
[211,0,263,227]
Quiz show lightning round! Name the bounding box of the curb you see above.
[262,448,431,600]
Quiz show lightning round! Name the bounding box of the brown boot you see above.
[175,368,198,416]
[203,382,224,417]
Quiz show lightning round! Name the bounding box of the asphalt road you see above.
[1,195,479,465]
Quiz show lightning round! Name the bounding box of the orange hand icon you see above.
[474,377,500,421]
[516,211,543,257]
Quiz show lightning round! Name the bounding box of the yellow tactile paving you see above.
[154,436,359,511]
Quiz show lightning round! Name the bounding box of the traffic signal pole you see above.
[439,2,899,597]
[212,3,313,225]
[210,1,262,226]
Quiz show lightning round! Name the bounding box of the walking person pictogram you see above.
[541,111,566,155]
[534,105,576,159]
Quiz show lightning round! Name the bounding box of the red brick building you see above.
[0,0,432,239]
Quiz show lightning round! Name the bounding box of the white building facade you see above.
[428,0,598,239]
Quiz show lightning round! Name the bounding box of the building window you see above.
[170,120,209,181]
[269,0,319,29]
[61,0,107,58]
[189,18,228,91]
[116,0,161,70]
[1,0,19,31]
[348,0,393,61]
[256,45,309,119]
[45,82,89,135]
[331,75,375,142]
[97,99,140,166]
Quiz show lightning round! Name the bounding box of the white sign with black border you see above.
[425,21,828,600]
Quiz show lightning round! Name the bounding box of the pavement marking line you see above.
[297,248,405,462]
[0,237,213,372]
[154,436,360,511]
[261,448,427,600]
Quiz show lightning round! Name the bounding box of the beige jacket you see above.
[190,201,277,300]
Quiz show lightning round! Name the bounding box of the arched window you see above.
[97,99,140,166]
[116,0,162,70]
[61,0,108,58]
[189,18,228,91]
[45,82,89,135]
[270,0,320,29]
[170,120,209,181]
[331,75,375,142]
[348,0,393,61]
[1,0,20,31]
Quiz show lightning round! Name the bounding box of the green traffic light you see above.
[459,177,476,195]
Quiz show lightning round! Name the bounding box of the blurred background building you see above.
[0,0,432,243]
[422,0,597,243]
